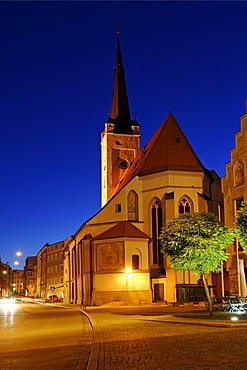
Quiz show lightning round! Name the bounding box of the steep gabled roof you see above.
[93,221,149,240]
[113,112,206,195]
[106,34,139,134]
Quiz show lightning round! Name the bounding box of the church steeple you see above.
[107,31,138,134]
[101,30,140,207]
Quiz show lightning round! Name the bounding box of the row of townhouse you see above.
[0,258,13,297]
[0,258,24,297]
[34,240,70,300]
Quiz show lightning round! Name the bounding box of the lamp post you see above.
[2,269,7,297]
[125,267,132,304]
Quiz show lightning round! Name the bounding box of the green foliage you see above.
[160,212,234,276]
[236,202,247,253]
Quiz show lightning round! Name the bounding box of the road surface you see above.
[0,300,92,370]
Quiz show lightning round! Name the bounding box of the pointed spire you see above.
[107,28,138,134]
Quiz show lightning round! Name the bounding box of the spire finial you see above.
[114,21,121,35]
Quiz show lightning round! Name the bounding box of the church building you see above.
[63,34,223,306]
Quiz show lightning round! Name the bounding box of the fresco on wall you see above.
[96,242,124,271]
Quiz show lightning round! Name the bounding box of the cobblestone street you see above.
[85,305,247,370]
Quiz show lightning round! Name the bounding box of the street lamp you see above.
[125,267,132,304]
[14,251,22,269]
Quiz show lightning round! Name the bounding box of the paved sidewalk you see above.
[82,304,247,370]
[47,301,247,369]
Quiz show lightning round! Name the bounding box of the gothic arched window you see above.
[151,198,163,266]
[128,190,138,221]
[178,196,192,214]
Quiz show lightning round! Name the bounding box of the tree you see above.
[236,202,247,253]
[160,212,234,315]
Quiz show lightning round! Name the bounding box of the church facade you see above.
[62,34,224,306]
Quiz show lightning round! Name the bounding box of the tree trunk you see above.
[202,273,213,315]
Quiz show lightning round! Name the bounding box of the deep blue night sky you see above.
[1,1,247,268]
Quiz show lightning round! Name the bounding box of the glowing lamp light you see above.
[125,267,132,277]
[14,261,19,266]
[16,251,22,257]
[231,316,239,321]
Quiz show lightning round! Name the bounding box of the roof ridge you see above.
[93,220,149,240]
[112,112,207,196]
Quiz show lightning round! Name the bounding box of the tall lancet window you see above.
[151,198,163,265]
[128,190,138,221]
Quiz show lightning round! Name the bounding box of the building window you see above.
[128,190,138,221]
[151,198,163,266]
[115,204,121,213]
[132,254,140,269]
[235,197,244,213]
[165,192,174,200]
[179,196,192,214]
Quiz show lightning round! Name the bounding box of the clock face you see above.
[119,158,129,170]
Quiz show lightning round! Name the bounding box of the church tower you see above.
[101,31,140,207]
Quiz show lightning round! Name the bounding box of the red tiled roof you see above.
[93,221,149,240]
[112,113,206,196]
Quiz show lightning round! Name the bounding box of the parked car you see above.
[48,295,63,303]
[48,295,58,302]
